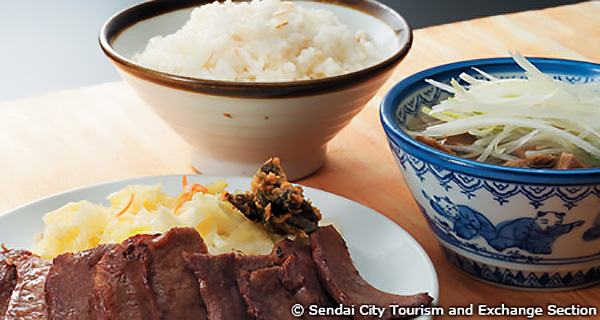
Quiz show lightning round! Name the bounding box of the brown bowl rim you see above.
[98,0,413,98]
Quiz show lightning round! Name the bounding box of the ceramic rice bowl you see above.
[380,57,600,290]
[99,0,412,180]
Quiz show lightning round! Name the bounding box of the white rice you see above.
[133,0,383,81]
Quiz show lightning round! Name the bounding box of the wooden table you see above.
[1,1,599,318]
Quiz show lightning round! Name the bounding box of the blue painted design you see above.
[406,154,428,182]
[425,193,584,255]
[400,151,600,210]
[483,181,520,206]
[582,213,600,242]
[425,192,496,242]
[521,185,556,209]
[488,211,584,254]
[381,57,600,289]
[441,247,600,289]
[430,164,455,191]
[556,186,593,210]
[453,173,480,198]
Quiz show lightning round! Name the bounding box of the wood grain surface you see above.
[1,2,599,318]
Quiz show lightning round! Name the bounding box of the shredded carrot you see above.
[172,180,209,215]
[191,184,209,194]
[115,194,135,217]
[1,243,8,252]
[172,192,193,215]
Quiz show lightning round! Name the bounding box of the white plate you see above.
[0,175,438,317]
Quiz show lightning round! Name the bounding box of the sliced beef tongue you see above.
[3,251,52,320]
[273,239,339,309]
[233,237,308,292]
[232,237,296,289]
[0,254,18,317]
[183,252,251,320]
[310,225,434,320]
[236,238,346,320]
[91,234,160,320]
[0,259,16,317]
[238,265,298,320]
[231,242,282,320]
[278,254,349,320]
[1,249,32,318]
[92,228,209,320]
[238,256,347,320]
[5,224,430,320]
[45,243,117,320]
[270,238,311,264]
[234,253,275,278]
[146,227,208,320]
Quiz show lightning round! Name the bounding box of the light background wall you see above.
[0,0,585,101]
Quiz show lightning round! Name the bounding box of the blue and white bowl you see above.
[380,57,600,290]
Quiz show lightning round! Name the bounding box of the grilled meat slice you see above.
[310,225,434,320]
[0,255,18,317]
[0,249,31,318]
[4,251,51,320]
[238,265,298,320]
[270,238,310,264]
[271,238,338,309]
[223,157,321,237]
[235,237,344,320]
[233,237,310,285]
[91,234,160,320]
[278,252,338,313]
[45,243,117,320]
[184,252,251,320]
[238,254,346,320]
[0,260,16,317]
[146,227,208,320]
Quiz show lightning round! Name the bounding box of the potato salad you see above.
[32,178,276,259]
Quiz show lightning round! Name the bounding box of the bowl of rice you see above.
[99,0,412,180]
[380,53,600,290]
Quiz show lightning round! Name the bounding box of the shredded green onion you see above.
[414,52,600,166]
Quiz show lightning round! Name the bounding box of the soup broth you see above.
[409,53,600,169]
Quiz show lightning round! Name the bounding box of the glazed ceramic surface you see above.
[0,175,438,319]
[380,57,600,290]
[100,0,412,180]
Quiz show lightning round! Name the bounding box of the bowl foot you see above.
[440,246,600,291]
[190,146,327,181]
